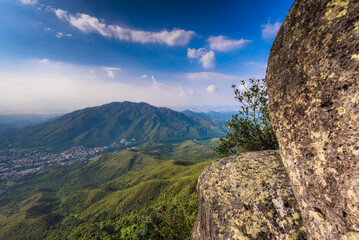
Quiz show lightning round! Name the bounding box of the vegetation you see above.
[182,110,237,121]
[214,78,278,156]
[0,140,216,239]
[138,139,219,163]
[0,102,226,151]
[135,205,195,240]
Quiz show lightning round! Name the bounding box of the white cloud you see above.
[103,67,121,71]
[107,71,116,78]
[151,76,163,88]
[56,32,72,38]
[51,8,195,46]
[54,9,68,20]
[200,51,215,69]
[39,58,49,63]
[184,72,238,81]
[0,59,242,114]
[246,61,267,69]
[187,48,206,59]
[206,85,217,93]
[207,36,250,51]
[102,67,121,78]
[20,0,38,5]
[236,83,247,91]
[261,21,282,39]
[187,48,215,69]
[141,75,148,78]
[44,27,51,31]
[177,86,186,97]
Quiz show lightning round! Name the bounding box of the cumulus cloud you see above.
[51,8,195,46]
[207,35,250,51]
[261,21,282,39]
[56,32,72,38]
[200,51,215,69]
[20,0,38,5]
[54,9,68,20]
[187,48,215,69]
[206,85,217,93]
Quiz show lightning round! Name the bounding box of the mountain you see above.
[182,110,237,121]
[1,102,226,150]
[0,141,216,239]
[0,114,60,136]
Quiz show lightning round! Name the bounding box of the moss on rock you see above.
[266,0,359,239]
[192,151,306,240]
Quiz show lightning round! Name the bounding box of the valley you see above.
[0,145,105,181]
[0,102,226,239]
[0,139,218,239]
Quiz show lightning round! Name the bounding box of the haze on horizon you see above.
[0,0,293,114]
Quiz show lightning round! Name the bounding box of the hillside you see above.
[0,114,60,138]
[182,110,237,122]
[0,141,216,239]
[0,114,59,130]
[1,102,226,151]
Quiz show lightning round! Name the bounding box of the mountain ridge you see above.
[1,101,226,151]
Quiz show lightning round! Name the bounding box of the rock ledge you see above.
[192,151,306,240]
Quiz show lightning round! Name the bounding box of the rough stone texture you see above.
[192,151,306,240]
[266,0,359,239]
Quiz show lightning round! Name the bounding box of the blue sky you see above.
[0,0,294,113]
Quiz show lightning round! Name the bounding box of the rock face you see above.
[192,151,306,240]
[266,0,359,239]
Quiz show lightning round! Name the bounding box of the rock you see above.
[192,151,306,240]
[266,0,359,239]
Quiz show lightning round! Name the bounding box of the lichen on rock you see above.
[266,0,359,239]
[192,151,306,240]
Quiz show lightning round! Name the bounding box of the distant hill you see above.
[0,114,60,135]
[1,102,226,150]
[182,110,237,121]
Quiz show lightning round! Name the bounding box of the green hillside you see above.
[182,110,237,121]
[0,141,216,239]
[1,102,226,151]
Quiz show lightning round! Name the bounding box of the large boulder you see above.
[266,0,359,239]
[192,151,306,240]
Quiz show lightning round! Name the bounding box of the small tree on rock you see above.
[214,78,278,156]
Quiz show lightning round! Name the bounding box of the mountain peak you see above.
[2,102,226,150]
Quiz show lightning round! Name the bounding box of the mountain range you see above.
[0,101,226,151]
[0,101,225,239]
[182,110,237,121]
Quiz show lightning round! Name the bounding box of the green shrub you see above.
[134,205,195,240]
[214,78,278,156]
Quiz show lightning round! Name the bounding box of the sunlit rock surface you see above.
[266,0,359,239]
[192,151,306,240]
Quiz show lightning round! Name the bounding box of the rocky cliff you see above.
[192,151,306,240]
[266,0,359,239]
